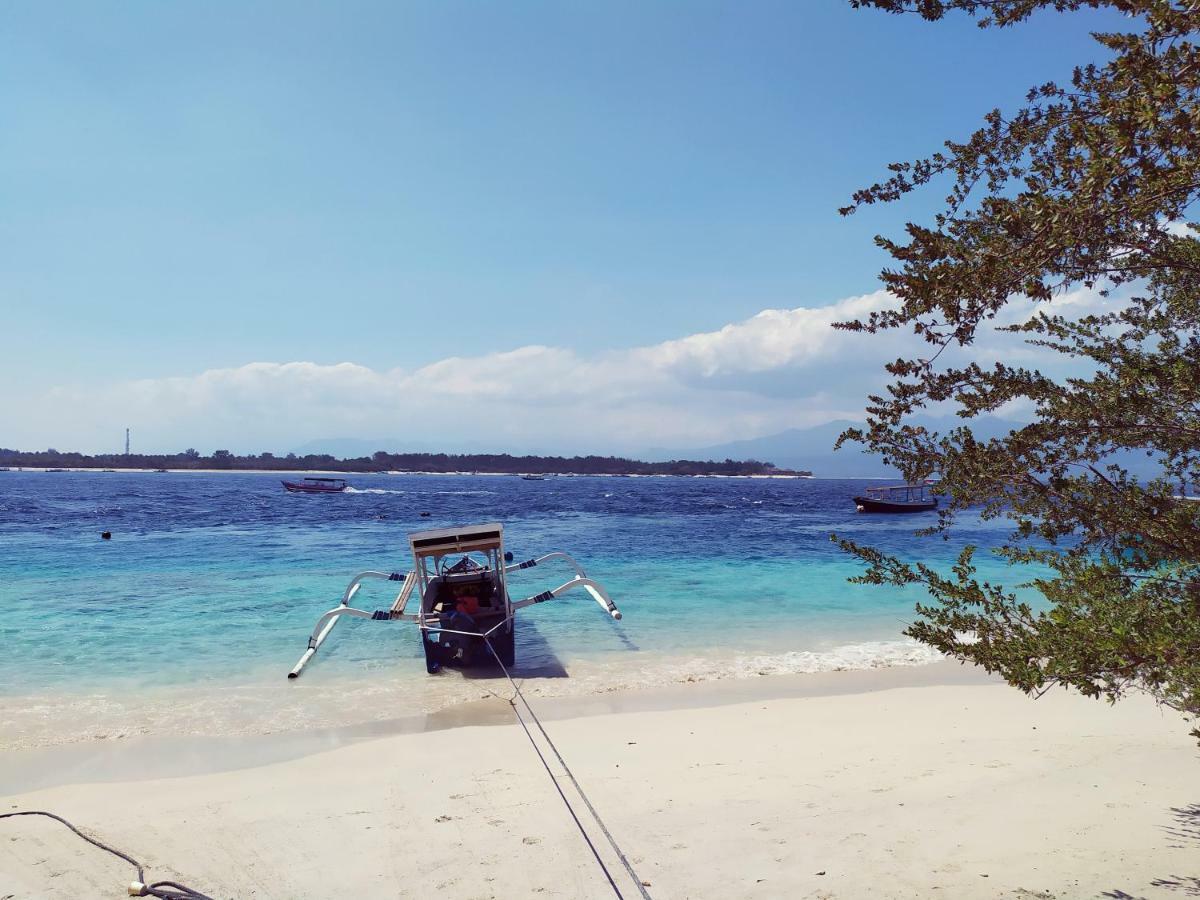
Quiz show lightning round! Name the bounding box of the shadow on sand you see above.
[460,617,570,681]
[1102,804,1200,899]
[457,613,639,682]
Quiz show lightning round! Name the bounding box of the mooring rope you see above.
[484,639,653,900]
[0,810,213,899]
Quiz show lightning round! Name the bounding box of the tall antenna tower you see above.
[125,428,130,456]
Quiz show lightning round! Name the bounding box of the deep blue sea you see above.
[0,470,1041,747]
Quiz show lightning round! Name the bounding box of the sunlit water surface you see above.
[0,471,1041,747]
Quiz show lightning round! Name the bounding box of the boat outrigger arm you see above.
[287,523,622,679]
[504,551,622,620]
[288,569,420,679]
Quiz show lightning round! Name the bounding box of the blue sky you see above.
[1,2,1126,454]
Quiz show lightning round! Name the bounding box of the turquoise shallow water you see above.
[0,471,1042,746]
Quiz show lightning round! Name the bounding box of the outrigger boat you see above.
[853,482,938,513]
[282,476,347,494]
[287,522,622,677]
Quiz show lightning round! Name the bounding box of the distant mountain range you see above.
[295,416,1163,479]
[291,437,509,458]
[659,416,1166,478]
[646,420,893,477]
[291,431,876,474]
[294,421,1003,477]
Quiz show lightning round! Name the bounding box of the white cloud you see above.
[633,290,897,378]
[2,288,1107,455]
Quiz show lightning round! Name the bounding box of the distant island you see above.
[0,447,811,477]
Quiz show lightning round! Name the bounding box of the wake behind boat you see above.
[282,476,348,494]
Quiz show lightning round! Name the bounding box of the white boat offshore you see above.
[288,522,623,677]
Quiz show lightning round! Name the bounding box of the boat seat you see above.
[426,577,498,613]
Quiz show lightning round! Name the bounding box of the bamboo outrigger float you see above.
[287,522,622,678]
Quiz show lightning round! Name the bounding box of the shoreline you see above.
[0,660,989,795]
[2,466,816,478]
[0,639,949,754]
[2,662,1195,899]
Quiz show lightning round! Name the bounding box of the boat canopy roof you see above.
[409,522,504,560]
[303,477,346,483]
[863,483,933,498]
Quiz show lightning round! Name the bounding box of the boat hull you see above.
[282,481,347,494]
[853,496,938,513]
[422,616,514,673]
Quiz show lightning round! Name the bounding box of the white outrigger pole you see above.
[288,522,622,679]
[505,550,622,620]
[287,569,419,678]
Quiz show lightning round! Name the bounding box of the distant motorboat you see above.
[521,474,545,481]
[853,483,938,513]
[283,476,348,494]
[154,468,168,473]
[45,468,67,473]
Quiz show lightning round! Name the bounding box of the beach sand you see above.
[1,663,1195,899]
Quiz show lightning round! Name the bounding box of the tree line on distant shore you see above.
[0,447,809,477]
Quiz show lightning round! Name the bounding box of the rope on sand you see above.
[484,638,653,900]
[2,653,650,900]
[0,810,214,899]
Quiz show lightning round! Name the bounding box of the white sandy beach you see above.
[1,663,1196,899]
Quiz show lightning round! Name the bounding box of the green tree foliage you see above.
[837,0,1200,738]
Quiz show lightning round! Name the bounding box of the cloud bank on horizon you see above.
[5,288,1113,456]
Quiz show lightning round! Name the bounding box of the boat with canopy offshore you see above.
[853,482,938,513]
[287,522,622,677]
[282,476,347,494]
